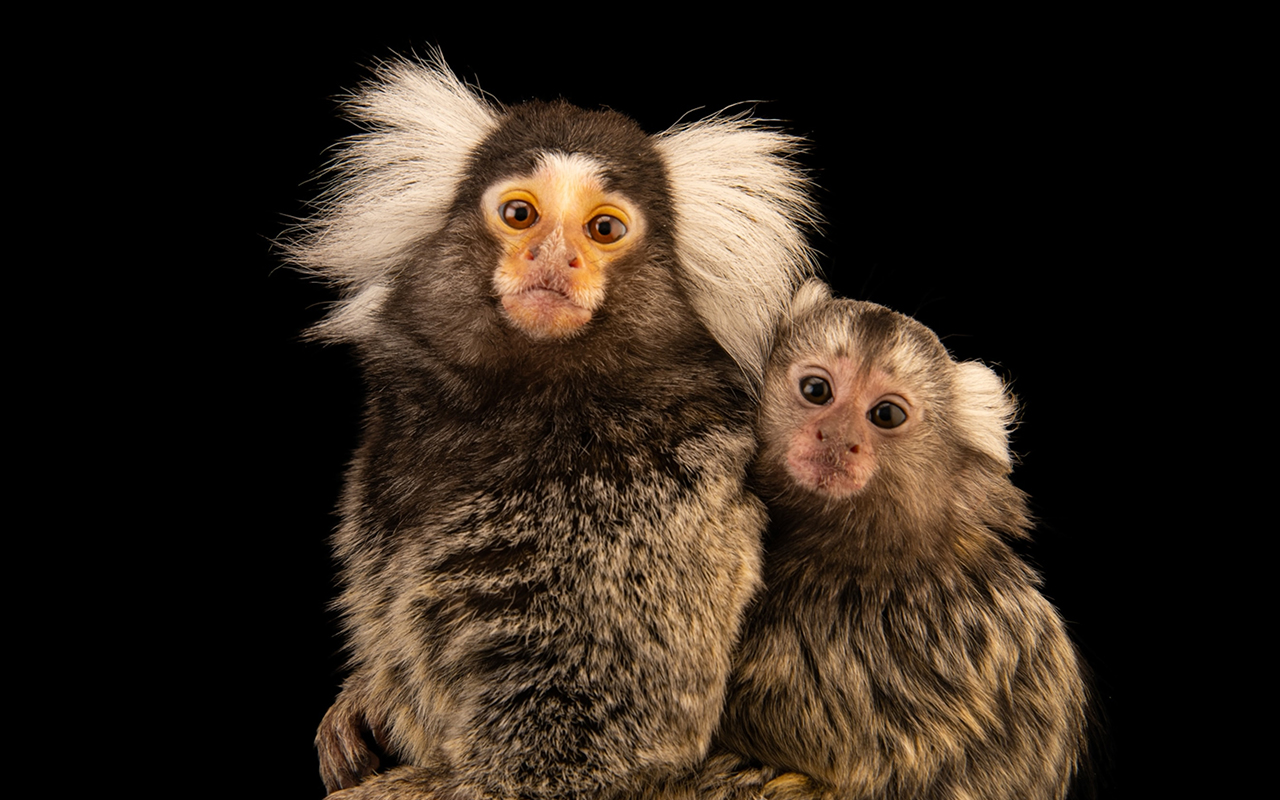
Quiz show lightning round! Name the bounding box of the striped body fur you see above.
[638,284,1088,799]
[288,58,816,800]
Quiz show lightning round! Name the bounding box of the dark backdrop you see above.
[224,29,1165,799]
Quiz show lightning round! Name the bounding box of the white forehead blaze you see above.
[480,151,611,215]
[533,151,607,198]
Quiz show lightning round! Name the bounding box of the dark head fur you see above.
[286,56,818,391]
[372,100,706,402]
[753,282,1028,579]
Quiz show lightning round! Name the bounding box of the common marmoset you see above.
[636,282,1088,800]
[287,57,817,799]
[713,282,1089,799]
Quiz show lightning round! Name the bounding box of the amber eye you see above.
[799,376,832,405]
[869,401,907,429]
[501,200,538,229]
[586,214,627,244]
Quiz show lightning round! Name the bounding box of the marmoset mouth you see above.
[505,284,584,311]
[517,284,573,301]
[787,450,867,498]
[501,286,592,337]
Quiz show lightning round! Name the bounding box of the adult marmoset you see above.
[287,57,817,799]
[664,282,1088,800]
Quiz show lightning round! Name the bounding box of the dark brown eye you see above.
[799,376,832,405]
[501,200,538,229]
[586,214,627,244]
[869,401,907,429]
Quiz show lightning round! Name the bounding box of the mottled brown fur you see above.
[290,59,816,800]
[640,283,1088,800]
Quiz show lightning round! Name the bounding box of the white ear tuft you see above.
[952,361,1017,469]
[788,279,832,319]
[654,116,819,389]
[284,55,499,341]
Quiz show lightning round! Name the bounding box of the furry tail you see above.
[626,753,834,800]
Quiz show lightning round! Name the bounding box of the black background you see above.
[220,26,1179,799]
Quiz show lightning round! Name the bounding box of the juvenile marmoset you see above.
[667,283,1088,800]
[287,57,816,799]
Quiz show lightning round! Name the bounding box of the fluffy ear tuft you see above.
[655,116,820,389]
[787,279,832,319]
[952,361,1017,469]
[282,54,500,341]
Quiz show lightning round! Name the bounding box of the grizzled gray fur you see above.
[287,57,817,800]
[637,283,1089,800]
